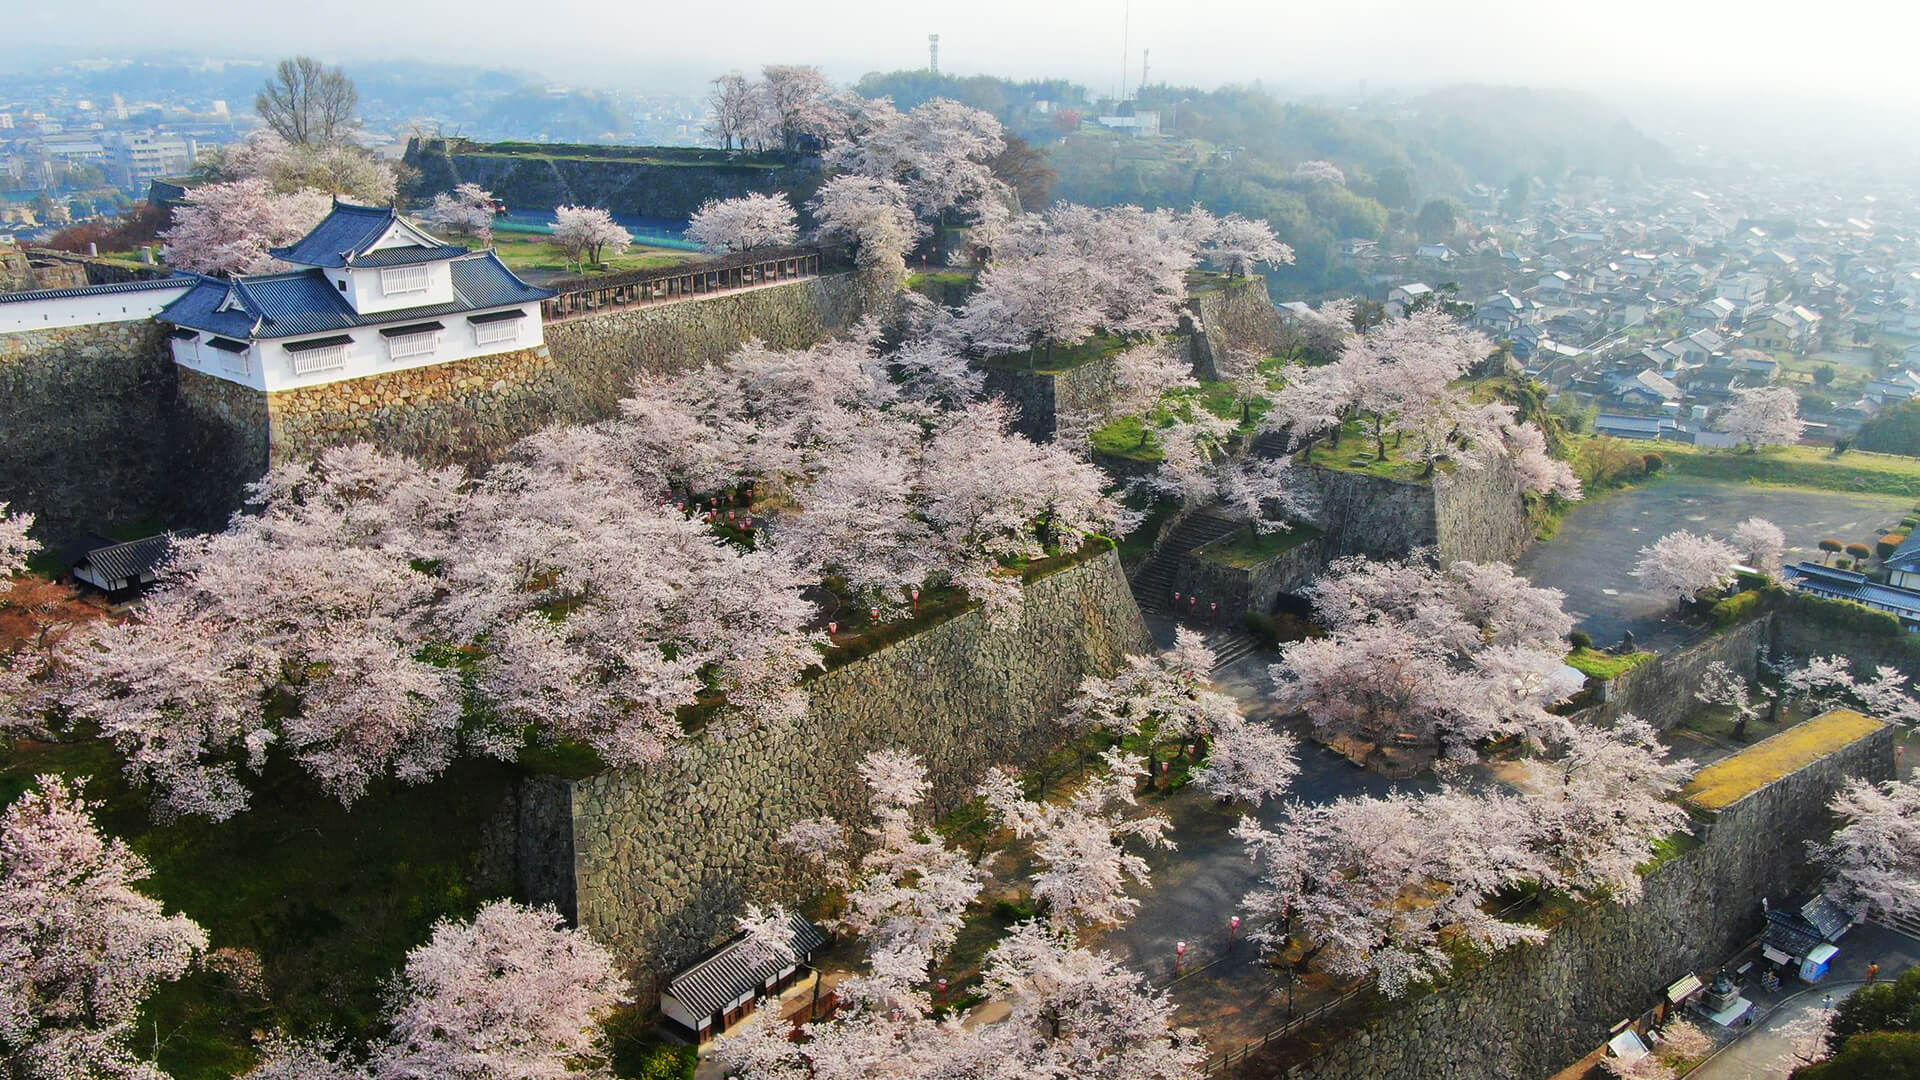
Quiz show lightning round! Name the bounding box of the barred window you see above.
[387,330,439,361]
[380,266,431,295]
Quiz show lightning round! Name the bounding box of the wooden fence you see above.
[540,251,824,322]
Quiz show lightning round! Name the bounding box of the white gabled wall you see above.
[0,284,194,333]
[167,302,544,393]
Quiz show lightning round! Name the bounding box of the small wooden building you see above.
[659,912,828,1043]
[71,534,173,599]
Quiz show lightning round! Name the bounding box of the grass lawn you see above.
[1201,522,1323,568]
[479,232,703,280]
[1301,419,1430,482]
[976,333,1134,374]
[1681,708,1884,810]
[1564,647,1655,680]
[1637,439,1920,497]
[0,739,522,1079]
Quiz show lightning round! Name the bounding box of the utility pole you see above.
[1142,48,1150,92]
[928,34,940,74]
[1119,0,1130,101]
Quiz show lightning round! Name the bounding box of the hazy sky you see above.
[15,0,1920,106]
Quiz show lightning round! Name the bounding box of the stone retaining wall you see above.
[0,321,176,540]
[1579,617,1773,731]
[1171,529,1326,622]
[1248,717,1897,1080]
[1431,451,1533,565]
[1305,455,1532,569]
[982,353,1123,442]
[526,550,1150,976]
[1187,280,1285,381]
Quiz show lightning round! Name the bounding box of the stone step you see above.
[1878,913,1920,941]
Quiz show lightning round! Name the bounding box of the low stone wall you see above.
[1171,529,1326,622]
[1579,616,1773,731]
[0,321,176,540]
[1186,280,1285,381]
[1431,452,1532,565]
[1250,717,1897,1080]
[530,550,1150,976]
[982,353,1123,442]
[1770,602,1920,682]
[1305,466,1438,562]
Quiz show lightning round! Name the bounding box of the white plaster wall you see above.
[0,285,193,333]
[168,302,544,392]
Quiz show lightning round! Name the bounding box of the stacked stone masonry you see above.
[1305,455,1532,569]
[533,550,1150,977]
[1250,718,1896,1080]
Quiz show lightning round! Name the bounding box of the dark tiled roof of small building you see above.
[0,275,192,305]
[663,912,827,1018]
[1884,531,1920,574]
[1762,910,1825,958]
[158,252,552,340]
[1785,562,1920,620]
[269,201,408,267]
[345,245,470,267]
[74,534,173,584]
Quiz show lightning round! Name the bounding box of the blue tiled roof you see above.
[269,201,409,267]
[1785,562,1920,621]
[1885,531,1920,574]
[0,275,193,305]
[158,252,552,340]
[346,245,469,267]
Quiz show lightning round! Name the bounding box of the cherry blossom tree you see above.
[1061,628,1238,742]
[1192,712,1301,807]
[685,193,800,253]
[217,129,397,204]
[1285,297,1355,366]
[1715,386,1804,450]
[1812,776,1920,922]
[1781,655,1920,727]
[1202,213,1293,278]
[1,775,208,1080]
[809,174,922,280]
[887,336,982,407]
[1271,556,1580,760]
[753,65,837,153]
[1504,421,1583,500]
[978,749,1173,929]
[1236,789,1548,998]
[1731,517,1786,576]
[1290,160,1346,186]
[1695,660,1768,738]
[161,177,331,275]
[784,750,986,982]
[954,248,1102,365]
[58,445,467,820]
[824,98,1009,223]
[549,205,630,270]
[705,72,761,151]
[0,503,34,579]
[369,900,630,1080]
[1515,716,1695,901]
[243,1033,365,1080]
[422,182,495,246]
[1631,530,1740,607]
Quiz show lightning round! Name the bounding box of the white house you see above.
[1387,282,1432,317]
[158,200,554,392]
[0,276,195,333]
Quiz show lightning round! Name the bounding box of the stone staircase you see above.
[1250,429,1292,458]
[1129,510,1262,671]
[1878,912,1920,942]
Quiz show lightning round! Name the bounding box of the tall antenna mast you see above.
[928,34,940,74]
[1119,0,1131,101]
[1142,48,1150,92]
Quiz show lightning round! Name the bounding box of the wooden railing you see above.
[540,250,827,322]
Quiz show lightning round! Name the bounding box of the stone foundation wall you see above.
[1305,466,1439,561]
[1578,617,1772,731]
[1251,719,1897,1080]
[1171,530,1326,622]
[540,550,1150,976]
[1186,280,1285,381]
[1431,452,1533,565]
[0,321,176,540]
[982,353,1123,442]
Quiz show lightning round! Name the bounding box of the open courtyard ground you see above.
[1515,476,1913,651]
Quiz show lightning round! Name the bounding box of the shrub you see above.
[1835,557,1854,570]
[1902,516,1919,530]
[1880,533,1908,559]
[1712,589,1763,626]
[1819,538,1845,561]
[1244,611,1281,649]
[1846,542,1874,561]
[1641,452,1664,474]
[1568,630,1594,650]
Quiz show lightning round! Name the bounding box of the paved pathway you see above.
[1515,477,1911,652]
[1686,922,1920,1080]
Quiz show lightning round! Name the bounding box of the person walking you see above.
[1867,961,1881,985]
